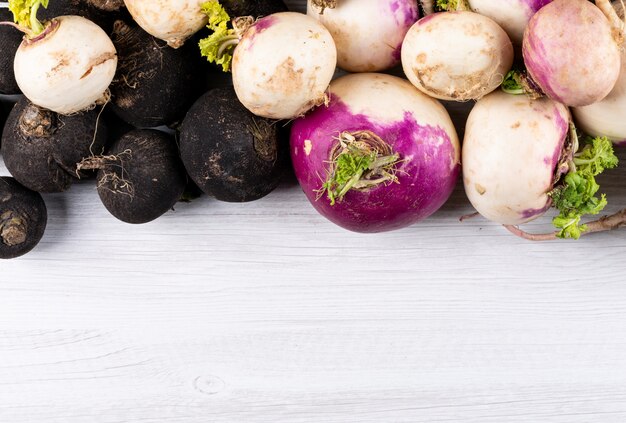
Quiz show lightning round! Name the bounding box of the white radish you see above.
[401,11,513,101]
[123,0,207,48]
[463,90,570,225]
[307,0,419,72]
[14,15,117,115]
[231,12,337,119]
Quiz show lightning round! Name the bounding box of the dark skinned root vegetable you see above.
[179,86,287,202]
[220,0,288,17]
[108,19,204,128]
[78,129,186,224]
[0,97,108,193]
[0,177,47,259]
[39,0,126,32]
[0,10,23,95]
[504,209,626,241]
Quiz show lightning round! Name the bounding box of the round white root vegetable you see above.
[14,15,117,115]
[232,12,337,120]
[307,0,419,72]
[401,11,514,101]
[463,90,571,225]
[123,0,207,48]
[573,53,626,145]
[468,0,552,45]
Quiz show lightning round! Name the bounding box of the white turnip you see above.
[200,3,336,119]
[401,11,513,101]
[123,0,207,48]
[307,0,419,72]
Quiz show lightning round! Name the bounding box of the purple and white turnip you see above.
[307,0,419,72]
[522,0,623,107]
[402,10,514,101]
[290,73,460,233]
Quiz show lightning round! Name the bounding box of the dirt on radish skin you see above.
[0,10,23,95]
[0,177,47,260]
[179,87,287,203]
[1,97,108,193]
[291,73,460,233]
[109,20,204,128]
[89,129,187,224]
[307,0,419,72]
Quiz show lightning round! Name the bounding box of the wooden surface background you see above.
[2,1,626,422]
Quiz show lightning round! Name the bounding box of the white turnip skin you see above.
[291,73,460,233]
[573,53,626,146]
[307,0,419,72]
[468,0,552,45]
[401,11,513,101]
[14,15,117,115]
[463,90,571,225]
[523,0,621,107]
[233,12,336,120]
[123,0,207,48]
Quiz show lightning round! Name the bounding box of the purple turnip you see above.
[401,10,513,101]
[199,3,337,119]
[307,0,419,72]
[463,90,621,240]
[290,73,460,233]
[522,0,623,107]
[0,177,47,259]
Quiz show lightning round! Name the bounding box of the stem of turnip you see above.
[0,21,32,36]
[318,131,402,206]
[504,207,626,240]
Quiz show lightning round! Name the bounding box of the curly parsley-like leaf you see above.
[9,0,49,35]
[198,0,238,72]
[501,70,525,95]
[549,137,618,239]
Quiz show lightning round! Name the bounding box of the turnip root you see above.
[123,0,207,48]
[0,177,47,259]
[402,11,513,101]
[463,90,620,239]
[1,97,108,193]
[179,86,287,202]
[307,0,419,72]
[8,1,118,115]
[523,0,622,107]
[199,4,336,119]
[290,73,460,233]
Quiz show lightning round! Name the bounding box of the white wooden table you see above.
[2,1,626,422]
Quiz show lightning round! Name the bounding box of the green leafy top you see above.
[318,132,401,206]
[9,0,49,36]
[198,0,238,72]
[549,137,619,239]
[436,0,469,11]
[501,71,524,95]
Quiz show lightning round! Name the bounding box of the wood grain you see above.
[1,1,626,422]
